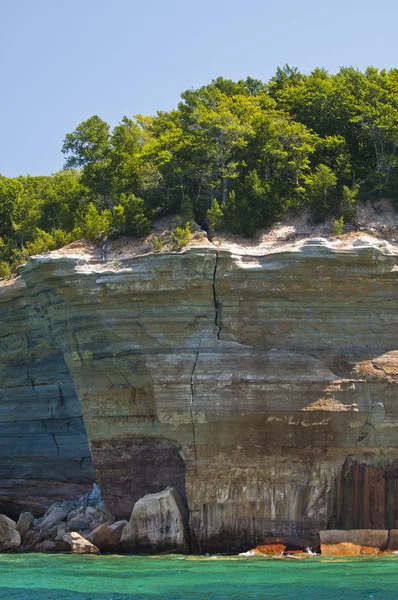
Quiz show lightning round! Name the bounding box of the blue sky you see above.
[1,0,398,177]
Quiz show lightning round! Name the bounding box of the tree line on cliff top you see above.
[2,65,398,277]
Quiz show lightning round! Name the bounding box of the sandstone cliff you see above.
[1,229,398,552]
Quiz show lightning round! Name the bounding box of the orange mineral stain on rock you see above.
[321,543,384,556]
[254,544,286,555]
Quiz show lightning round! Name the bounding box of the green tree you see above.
[12,190,41,248]
[114,194,152,236]
[306,164,338,220]
[0,177,23,238]
[73,202,112,241]
[62,116,112,204]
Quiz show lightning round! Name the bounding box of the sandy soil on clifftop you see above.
[47,199,398,263]
[1,198,398,285]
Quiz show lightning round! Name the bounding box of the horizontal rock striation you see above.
[2,234,398,552]
[0,279,95,517]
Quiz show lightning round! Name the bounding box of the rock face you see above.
[120,487,188,553]
[0,278,95,516]
[2,234,398,552]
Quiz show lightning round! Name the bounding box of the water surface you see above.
[1,554,397,599]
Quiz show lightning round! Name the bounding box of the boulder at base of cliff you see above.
[38,503,71,533]
[0,515,21,551]
[87,520,128,551]
[320,530,389,555]
[387,530,398,551]
[120,487,188,553]
[63,532,100,554]
[16,512,34,540]
[33,539,69,553]
[22,530,42,551]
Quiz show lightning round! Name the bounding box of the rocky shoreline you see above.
[0,485,189,555]
[2,484,398,558]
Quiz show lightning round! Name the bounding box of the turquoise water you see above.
[0,554,397,599]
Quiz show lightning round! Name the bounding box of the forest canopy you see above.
[2,65,398,277]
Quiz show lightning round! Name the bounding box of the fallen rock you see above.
[33,540,57,553]
[387,530,398,551]
[68,515,93,532]
[34,539,70,553]
[22,530,42,551]
[39,503,70,532]
[120,487,188,553]
[0,515,21,551]
[320,530,389,555]
[87,520,127,550]
[63,531,100,554]
[55,522,68,541]
[16,512,34,540]
[108,520,128,544]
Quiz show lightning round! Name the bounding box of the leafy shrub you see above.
[333,216,344,235]
[151,235,164,252]
[53,229,74,248]
[169,221,192,251]
[207,199,224,231]
[116,194,152,236]
[73,203,112,241]
[340,185,358,223]
[0,261,10,280]
[25,229,56,255]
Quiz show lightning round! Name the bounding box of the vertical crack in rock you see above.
[212,250,221,339]
[47,398,54,418]
[189,347,200,473]
[386,529,392,551]
[52,433,60,456]
[189,331,206,475]
[26,367,35,390]
[57,384,65,409]
[72,330,84,364]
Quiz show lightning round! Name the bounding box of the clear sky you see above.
[1,0,398,177]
